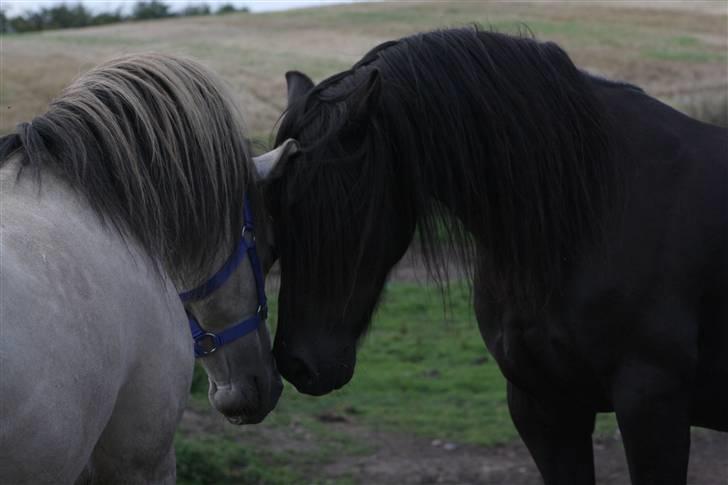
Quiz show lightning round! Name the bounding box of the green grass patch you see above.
[261,283,520,446]
[190,282,619,448]
[190,361,209,400]
[595,413,619,436]
[671,35,700,47]
[175,434,300,485]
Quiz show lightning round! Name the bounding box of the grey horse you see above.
[0,54,281,484]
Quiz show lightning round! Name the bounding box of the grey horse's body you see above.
[1,157,190,482]
[0,54,281,484]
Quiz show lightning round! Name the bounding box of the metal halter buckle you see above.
[257,304,268,320]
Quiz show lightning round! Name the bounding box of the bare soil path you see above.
[181,408,728,484]
[321,425,728,484]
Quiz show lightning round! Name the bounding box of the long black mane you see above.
[0,54,252,283]
[274,27,619,308]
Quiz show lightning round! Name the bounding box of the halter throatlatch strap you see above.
[179,195,268,358]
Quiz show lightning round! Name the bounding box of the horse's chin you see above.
[290,356,356,396]
[209,377,282,425]
[225,413,263,425]
[224,409,268,425]
[226,415,246,425]
[220,393,282,425]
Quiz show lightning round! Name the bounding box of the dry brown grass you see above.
[678,91,728,127]
[1,1,726,136]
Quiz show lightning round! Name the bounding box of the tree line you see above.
[0,1,247,34]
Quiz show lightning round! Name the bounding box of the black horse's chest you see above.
[475,298,609,406]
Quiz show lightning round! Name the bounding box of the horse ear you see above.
[349,68,382,121]
[253,138,298,181]
[285,71,314,107]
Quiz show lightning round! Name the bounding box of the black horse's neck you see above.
[363,29,619,307]
[276,28,619,308]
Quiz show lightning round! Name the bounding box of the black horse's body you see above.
[478,79,728,482]
[263,28,727,484]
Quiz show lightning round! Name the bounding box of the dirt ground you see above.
[182,407,728,485]
[323,426,727,485]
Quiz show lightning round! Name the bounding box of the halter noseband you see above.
[178,196,267,358]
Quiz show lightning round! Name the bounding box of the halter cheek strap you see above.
[179,196,268,358]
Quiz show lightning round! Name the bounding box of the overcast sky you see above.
[1,1,364,16]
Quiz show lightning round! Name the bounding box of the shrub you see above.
[132,1,172,21]
[182,4,211,17]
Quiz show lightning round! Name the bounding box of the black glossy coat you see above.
[267,28,727,485]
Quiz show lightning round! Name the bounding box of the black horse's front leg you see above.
[611,362,692,485]
[508,381,597,485]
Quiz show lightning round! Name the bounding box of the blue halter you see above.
[179,196,268,358]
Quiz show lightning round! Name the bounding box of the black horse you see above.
[257,27,727,485]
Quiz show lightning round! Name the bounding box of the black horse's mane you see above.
[275,27,619,308]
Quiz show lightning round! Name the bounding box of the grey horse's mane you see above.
[0,53,251,283]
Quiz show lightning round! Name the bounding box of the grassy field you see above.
[1,1,726,138]
[2,3,726,483]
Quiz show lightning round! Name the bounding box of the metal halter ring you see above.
[241,226,256,243]
[195,333,218,356]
